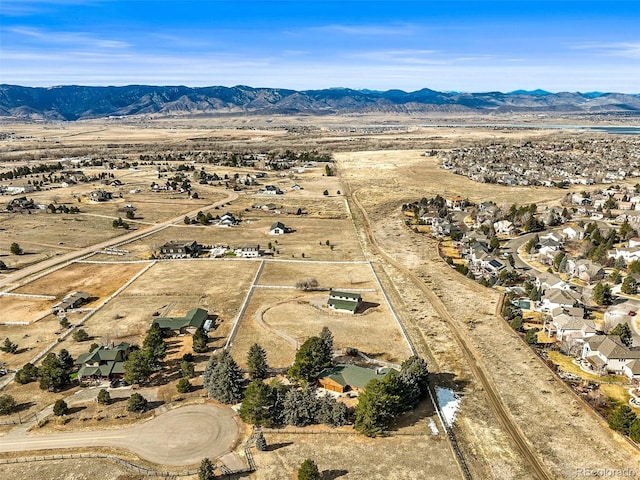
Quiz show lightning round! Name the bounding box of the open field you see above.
[257,261,374,289]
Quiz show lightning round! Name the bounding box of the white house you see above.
[235,245,260,258]
[545,314,597,342]
[493,220,514,235]
[563,225,585,241]
[269,222,291,235]
[581,335,640,377]
[540,288,583,312]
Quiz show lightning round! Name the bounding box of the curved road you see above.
[0,404,239,466]
[344,182,552,480]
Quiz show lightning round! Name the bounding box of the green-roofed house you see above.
[152,308,211,334]
[328,290,362,314]
[75,342,131,383]
[318,364,389,394]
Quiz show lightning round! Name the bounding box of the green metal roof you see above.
[319,364,388,390]
[330,290,362,300]
[328,298,358,313]
[152,308,208,331]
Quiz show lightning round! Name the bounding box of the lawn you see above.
[547,351,627,384]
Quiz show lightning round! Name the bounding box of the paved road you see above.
[0,404,239,466]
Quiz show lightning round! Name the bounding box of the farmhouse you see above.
[318,364,388,394]
[269,221,291,235]
[51,291,91,315]
[160,240,201,258]
[235,245,261,258]
[152,308,211,334]
[328,290,362,314]
[75,342,132,383]
[263,185,284,195]
[219,212,240,226]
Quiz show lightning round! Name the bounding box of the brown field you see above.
[0,314,61,369]
[257,261,374,289]
[14,262,148,301]
[0,296,55,323]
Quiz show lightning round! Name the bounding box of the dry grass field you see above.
[257,261,374,289]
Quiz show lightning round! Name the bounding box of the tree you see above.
[510,316,524,332]
[125,210,135,220]
[319,326,334,354]
[0,338,18,354]
[192,327,208,353]
[398,355,429,409]
[10,242,22,255]
[592,282,613,306]
[608,404,637,435]
[0,260,6,270]
[59,317,70,329]
[239,380,274,426]
[123,349,155,385]
[97,389,111,405]
[203,350,244,404]
[39,353,70,391]
[525,328,540,345]
[198,458,215,480]
[143,323,166,366]
[177,377,191,393]
[247,343,268,380]
[354,373,401,437]
[611,323,633,347]
[298,459,321,480]
[72,328,89,342]
[553,251,566,271]
[0,395,16,415]
[288,336,332,384]
[53,399,68,416]
[15,362,38,384]
[127,393,148,412]
[255,430,267,451]
[621,276,638,295]
[323,190,329,196]
[58,349,74,371]
[283,386,319,427]
[630,418,640,442]
[180,360,195,378]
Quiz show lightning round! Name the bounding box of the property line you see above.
[225,260,265,351]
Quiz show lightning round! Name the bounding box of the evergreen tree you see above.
[58,349,74,371]
[143,323,166,366]
[203,350,244,404]
[72,328,89,342]
[621,276,638,295]
[283,386,319,427]
[354,374,401,437]
[611,323,633,348]
[198,458,215,480]
[123,349,155,385]
[398,355,430,409]
[177,377,191,393]
[127,393,148,412]
[39,353,71,391]
[0,395,16,415]
[288,336,332,383]
[316,395,349,427]
[608,404,637,435]
[629,419,640,442]
[97,389,111,405]
[247,343,268,380]
[180,360,195,378]
[192,327,209,353]
[53,399,68,416]
[298,459,321,480]
[255,430,267,451]
[319,326,334,353]
[15,363,38,384]
[593,282,613,305]
[239,380,274,426]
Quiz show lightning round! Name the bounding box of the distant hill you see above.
[1,84,640,120]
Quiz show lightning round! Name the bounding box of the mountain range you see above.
[1,84,640,121]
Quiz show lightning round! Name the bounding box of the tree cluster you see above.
[123,324,167,385]
[203,350,244,404]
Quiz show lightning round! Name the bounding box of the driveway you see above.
[0,404,239,466]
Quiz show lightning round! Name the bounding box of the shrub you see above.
[177,378,191,393]
[127,393,148,413]
[53,399,68,416]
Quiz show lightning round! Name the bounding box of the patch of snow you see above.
[428,418,439,436]
[435,386,461,427]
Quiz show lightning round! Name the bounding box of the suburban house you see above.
[608,246,640,264]
[493,220,514,235]
[544,314,597,342]
[75,342,132,383]
[581,335,640,378]
[51,291,91,315]
[568,259,605,284]
[269,222,292,235]
[152,308,212,334]
[318,364,388,394]
[160,240,202,258]
[445,196,466,210]
[328,290,362,314]
[540,288,583,312]
[89,190,112,202]
[235,244,261,258]
[562,225,585,241]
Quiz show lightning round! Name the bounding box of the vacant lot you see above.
[0,313,61,370]
[257,261,374,289]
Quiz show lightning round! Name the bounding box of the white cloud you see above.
[570,41,640,58]
[8,26,131,49]
[303,23,417,37]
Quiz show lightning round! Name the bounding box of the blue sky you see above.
[1,0,639,92]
